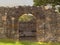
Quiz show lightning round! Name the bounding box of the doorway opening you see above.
[18,14,37,41]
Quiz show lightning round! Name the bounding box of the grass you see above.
[0,39,59,45]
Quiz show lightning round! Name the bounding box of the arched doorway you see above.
[18,14,37,41]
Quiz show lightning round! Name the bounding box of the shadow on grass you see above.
[0,39,60,45]
[0,39,15,43]
[20,41,46,45]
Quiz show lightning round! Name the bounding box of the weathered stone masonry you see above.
[0,6,60,42]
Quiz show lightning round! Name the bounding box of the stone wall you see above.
[0,6,59,42]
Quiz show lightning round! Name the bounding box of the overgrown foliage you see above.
[19,14,35,22]
[33,0,60,6]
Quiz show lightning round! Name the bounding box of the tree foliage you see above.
[33,0,60,6]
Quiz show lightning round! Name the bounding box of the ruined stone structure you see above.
[0,6,60,42]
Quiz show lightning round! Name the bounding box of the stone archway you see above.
[7,6,46,41]
[18,13,37,41]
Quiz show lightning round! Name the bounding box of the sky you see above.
[0,0,33,7]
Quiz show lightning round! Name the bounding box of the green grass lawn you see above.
[0,39,60,45]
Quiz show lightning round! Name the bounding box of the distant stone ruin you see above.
[0,6,60,42]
